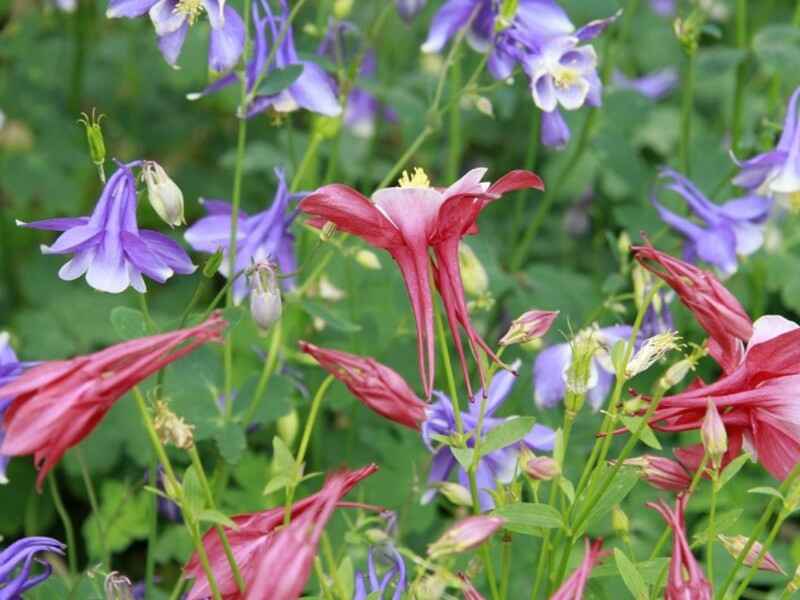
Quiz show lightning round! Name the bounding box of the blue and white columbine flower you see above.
[353,545,407,600]
[653,168,772,276]
[421,361,556,510]
[18,161,196,294]
[0,537,65,597]
[106,0,245,72]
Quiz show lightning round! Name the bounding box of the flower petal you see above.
[208,5,245,73]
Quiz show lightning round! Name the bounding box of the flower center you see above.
[552,66,580,89]
[174,0,204,25]
[398,167,431,188]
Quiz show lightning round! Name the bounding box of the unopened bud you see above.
[525,456,560,481]
[365,528,390,545]
[320,221,337,241]
[248,262,282,333]
[104,571,134,600]
[143,161,185,227]
[622,456,691,492]
[79,109,106,167]
[701,399,727,469]
[318,275,346,301]
[612,505,630,537]
[202,248,224,278]
[428,515,506,559]
[277,409,300,447]
[475,97,494,119]
[499,310,558,347]
[333,0,353,18]
[153,400,195,450]
[617,231,631,256]
[658,356,697,391]
[718,535,785,574]
[625,331,681,378]
[458,572,486,600]
[563,327,601,397]
[355,249,381,270]
[458,243,488,297]
[436,482,473,507]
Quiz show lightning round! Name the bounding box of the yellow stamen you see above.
[552,67,579,89]
[788,191,800,213]
[174,0,205,25]
[398,167,431,188]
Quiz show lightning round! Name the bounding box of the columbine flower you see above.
[248,261,282,332]
[499,309,558,347]
[106,0,244,72]
[0,333,27,485]
[652,168,772,276]
[533,324,632,411]
[0,314,225,489]
[184,465,377,599]
[612,68,679,100]
[188,0,341,118]
[421,363,556,509]
[184,168,298,303]
[633,243,753,374]
[18,161,196,294]
[298,342,428,430]
[734,87,800,211]
[525,455,560,481]
[428,515,505,559]
[300,167,543,398]
[143,161,185,228]
[550,538,607,600]
[354,545,407,600]
[718,535,785,575]
[622,455,691,492]
[0,537,65,597]
[648,496,712,600]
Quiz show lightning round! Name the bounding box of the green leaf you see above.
[82,481,150,559]
[452,447,474,470]
[235,373,293,426]
[336,556,355,600]
[493,502,563,535]
[182,465,206,516]
[575,467,639,536]
[110,306,148,340]
[299,300,362,333]
[754,25,800,77]
[197,509,237,529]
[154,525,193,563]
[748,486,784,500]
[263,474,292,496]
[257,64,304,95]
[559,477,576,505]
[479,416,536,457]
[619,416,662,450]
[591,558,669,582]
[214,421,247,465]
[718,453,751,489]
[693,509,743,545]
[614,548,648,600]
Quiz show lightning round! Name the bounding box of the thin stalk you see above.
[291,132,324,192]
[795,1,800,27]
[242,320,283,425]
[187,519,223,600]
[530,479,560,600]
[512,110,540,240]
[168,578,186,600]
[138,292,156,333]
[48,473,77,576]
[679,50,696,175]
[731,0,748,153]
[76,448,109,569]
[145,464,158,598]
[707,471,719,585]
[500,535,512,600]
[446,55,463,182]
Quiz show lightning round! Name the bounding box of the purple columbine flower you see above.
[641,290,674,339]
[421,361,556,510]
[0,333,27,485]
[733,87,800,211]
[106,0,245,72]
[653,168,772,276]
[353,545,407,600]
[188,0,341,118]
[18,161,196,294]
[184,168,298,303]
[533,325,632,411]
[612,67,679,100]
[0,536,65,597]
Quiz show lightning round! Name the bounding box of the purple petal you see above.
[718,194,773,222]
[524,424,556,451]
[533,342,571,409]
[288,62,342,117]
[121,231,174,283]
[18,217,89,232]
[515,0,574,39]
[149,0,184,36]
[613,67,678,100]
[421,448,456,504]
[532,74,558,112]
[41,225,101,255]
[396,0,427,22]
[201,0,225,28]
[469,362,519,418]
[208,5,245,73]
[541,109,570,149]
[421,0,478,54]
[106,0,159,18]
[587,363,615,410]
[85,235,130,293]
[139,230,197,274]
[184,214,244,254]
[58,250,95,281]
[158,22,189,67]
[574,11,620,41]
[488,46,516,80]
[649,0,675,16]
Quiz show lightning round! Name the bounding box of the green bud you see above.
[612,505,630,537]
[79,109,106,167]
[333,0,353,18]
[436,482,473,507]
[277,410,300,447]
[458,242,488,297]
[202,249,224,278]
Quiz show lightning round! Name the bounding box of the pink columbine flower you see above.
[299,167,544,398]
[648,496,712,600]
[298,341,427,430]
[427,515,506,559]
[550,538,608,600]
[633,243,752,374]
[499,309,559,347]
[184,464,377,600]
[0,313,226,489]
[718,534,785,575]
[622,455,692,492]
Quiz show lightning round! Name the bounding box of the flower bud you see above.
[458,243,488,297]
[143,161,185,228]
[277,409,300,447]
[248,262,282,333]
[658,357,695,391]
[365,528,390,545]
[428,516,506,559]
[622,456,691,492]
[459,572,486,600]
[701,399,727,470]
[104,571,134,600]
[153,400,195,450]
[475,96,494,119]
[525,456,560,481]
[617,230,631,257]
[563,327,601,397]
[333,0,353,18]
[718,535,785,574]
[202,248,224,278]
[499,310,558,347]
[355,249,381,270]
[79,109,106,167]
[612,505,630,537]
[436,482,473,507]
[625,331,681,378]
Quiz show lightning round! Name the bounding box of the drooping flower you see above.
[0,314,226,489]
[550,538,607,600]
[633,243,752,374]
[184,168,298,303]
[0,333,28,485]
[733,88,800,211]
[648,496,712,600]
[622,455,691,492]
[718,534,785,575]
[353,545,407,600]
[636,315,800,481]
[184,464,377,600]
[612,67,678,100]
[248,261,282,333]
[300,167,543,398]
[187,0,341,118]
[428,515,505,559]
[533,324,632,411]
[106,0,245,72]
[651,168,772,276]
[298,341,428,430]
[0,536,65,597]
[18,161,196,294]
[421,363,556,509]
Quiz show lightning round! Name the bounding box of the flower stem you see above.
[291,132,324,192]
[500,533,512,600]
[679,49,696,175]
[731,0,748,154]
[446,55,463,182]
[48,472,77,576]
[242,320,283,425]
[145,464,158,598]
[794,1,800,27]
[707,471,719,585]
[76,447,109,569]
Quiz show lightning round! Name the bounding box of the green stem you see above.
[138,292,156,333]
[512,109,540,241]
[530,479,560,600]
[794,0,800,27]
[145,464,158,598]
[242,320,283,425]
[679,50,696,175]
[446,56,463,182]
[48,473,77,576]
[291,133,324,192]
[187,518,223,600]
[731,0,748,154]
[707,471,719,586]
[500,535,512,600]
[76,447,109,569]
[376,127,435,190]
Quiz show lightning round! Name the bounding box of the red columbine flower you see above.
[633,243,752,373]
[648,495,712,600]
[0,313,226,489]
[184,464,377,600]
[622,455,692,492]
[550,538,608,600]
[299,341,427,430]
[299,167,543,398]
[643,315,800,481]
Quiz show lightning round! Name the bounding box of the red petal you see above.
[487,169,545,197]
